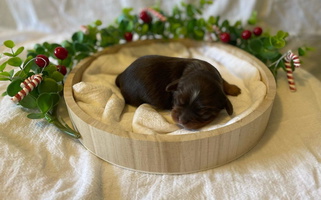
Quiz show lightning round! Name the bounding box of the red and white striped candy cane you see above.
[285,51,301,68]
[11,73,43,103]
[284,61,297,92]
[212,25,222,35]
[283,51,301,92]
[143,8,167,22]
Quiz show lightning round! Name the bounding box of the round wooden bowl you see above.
[64,39,276,174]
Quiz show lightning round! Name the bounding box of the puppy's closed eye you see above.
[196,109,215,120]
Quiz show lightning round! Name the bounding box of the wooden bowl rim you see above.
[64,39,276,142]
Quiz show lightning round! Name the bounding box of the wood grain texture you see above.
[64,39,276,174]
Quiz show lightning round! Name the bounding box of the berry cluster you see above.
[140,10,152,24]
[123,10,153,42]
[219,27,263,43]
[35,47,68,75]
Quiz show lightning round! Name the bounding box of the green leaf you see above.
[95,19,102,26]
[276,30,289,39]
[72,31,85,43]
[221,20,230,28]
[37,93,53,114]
[298,47,306,56]
[42,42,51,50]
[207,16,217,25]
[0,61,7,71]
[186,4,195,17]
[270,36,286,49]
[14,46,25,57]
[6,78,23,96]
[233,20,242,28]
[126,21,134,32]
[27,113,45,119]
[260,48,279,59]
[37,78,59,94]
[121,7,133,17]
[50,71,64,82]
[193,29,205,40]
[152,21,165,34]
[34,44,46,55]
[187,19,196,32]
[21,56,35,74]
[47,43,61,53]
[4,40,15,48]
[43,64,57,75]
[74,42,91,52]
[0,71,11,81]
[26,50,37,58]
[141,24,149,34]
[74,52,90,61]
[9,69,14,77]
[247,11,257,25]
[13,70,28,79]
[7,57,23,67]
[3,52,14,57]
[50,93,60,107]
[248,38,263,53]
[19,94,37,109]
[197,18,206,27]
[262,37,276,50]
[62,57,73,69]
[57,84,63,92]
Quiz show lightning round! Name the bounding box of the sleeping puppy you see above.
[115,55,241,130]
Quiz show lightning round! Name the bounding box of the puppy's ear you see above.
[166,79,180,92]
[225,98,233,115]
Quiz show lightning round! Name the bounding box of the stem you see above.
[45,113,81,139]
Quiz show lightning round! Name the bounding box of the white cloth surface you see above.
[1,68,321,199]
[1,0,321,199]
[72,42,265,135]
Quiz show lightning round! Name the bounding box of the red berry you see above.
[253,27,263,36]
[139,10,152,23]
[241,30,252,40]
[35,54,49,68]
[54,47,68,60]
[220,32,231,43]
[124,32,133,42]
[57,65,67,75]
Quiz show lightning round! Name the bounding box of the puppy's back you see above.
[116,55,188,109]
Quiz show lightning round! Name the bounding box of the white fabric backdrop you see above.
[1,0,320,77]
[1,0,321,199]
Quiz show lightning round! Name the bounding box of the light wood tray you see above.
[64,39,276,174]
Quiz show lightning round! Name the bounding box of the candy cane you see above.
[285,51,301,68]
[212,25,222,35]
[144,8,167,22]
[11,74,43,103]
[20,74,38,88]
[284,61,297,92]
[283,51,301,92]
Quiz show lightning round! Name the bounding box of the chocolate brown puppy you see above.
[116,55,241,130]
